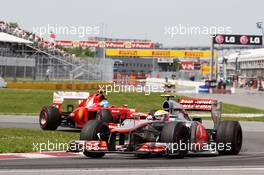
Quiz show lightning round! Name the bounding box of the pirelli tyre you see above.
[96,109,114,123]
[216,121,243,155]
[39,106,61,130]
[161,122,189,158]
[80,120,109,158]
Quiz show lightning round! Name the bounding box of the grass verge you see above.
[0,128,79,153]
[201,116,264,122]
[1,88,264,114]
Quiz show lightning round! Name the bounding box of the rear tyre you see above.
[39,106,61,130]
[96,109,114,123]
[216,121,243,155]
[161,122,189,159]
[80,120,109,158]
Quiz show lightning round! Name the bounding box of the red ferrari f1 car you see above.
[39,91,140,130]
[68,95,243,158]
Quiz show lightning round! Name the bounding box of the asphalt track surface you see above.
[0,115,264,174]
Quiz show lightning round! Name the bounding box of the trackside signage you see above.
[213,34,263,45]
[55,40,155,49]
[105,49,217,58]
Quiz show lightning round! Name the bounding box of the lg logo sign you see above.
[214,34,262,45]
[240,35,261,45]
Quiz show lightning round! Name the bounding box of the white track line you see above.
[1,167,264,173]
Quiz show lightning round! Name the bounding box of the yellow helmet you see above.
[154,110,168,121]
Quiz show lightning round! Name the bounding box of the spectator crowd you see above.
[0,20,78,63]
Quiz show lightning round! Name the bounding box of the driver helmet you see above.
[100,100,110,108]
[154,110,169,121]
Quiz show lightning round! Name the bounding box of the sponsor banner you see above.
[200,65,216,75]
[55,40,75,47]
[213,34,263,45]
[180,61,201,71]
[157,58,174,63]
[180,61,194,70]
[55,40,155,49]
[105,49,216,58]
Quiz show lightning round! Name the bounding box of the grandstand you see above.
[0,21,113,81]
[225,48,264,78]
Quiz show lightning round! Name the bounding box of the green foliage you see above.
[57,46,96,58]
[172,58,181,71]
[222,103,264,114]
[9,22,19,28]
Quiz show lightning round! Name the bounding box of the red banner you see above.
[180,61,195,70]
[55,40,155,49]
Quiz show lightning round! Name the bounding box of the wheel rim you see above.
[40,111,48,126]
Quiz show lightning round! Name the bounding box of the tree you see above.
[56,46,96,58]
[9,22,19,28]
[172,58,181,71]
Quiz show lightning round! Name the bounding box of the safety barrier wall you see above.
[145,78,204,86]
[6,82,112,90]
[145,78,205,94]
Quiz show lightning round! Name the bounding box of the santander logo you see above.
[240,35,249,45]
[215,35,224,44]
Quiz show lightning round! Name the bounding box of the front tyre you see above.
[216,121,243,155]
[39,106,61,130]
[80,120,109,158]
[161,122,189,159]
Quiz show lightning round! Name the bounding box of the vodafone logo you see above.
[215,35,224,44]
[124,42,132,48]
[240,35,249,45]
[55,40,155,48]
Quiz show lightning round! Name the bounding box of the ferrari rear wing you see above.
[52,91,90,106]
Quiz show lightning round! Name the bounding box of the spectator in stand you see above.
[0,21,9,32]
[29,33,34,41]
[1,20,78,62]
[22,32,27,39]
[0,22,5,32]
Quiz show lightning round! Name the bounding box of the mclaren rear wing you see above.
[178,98,222,129]
[177,98,217,111]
